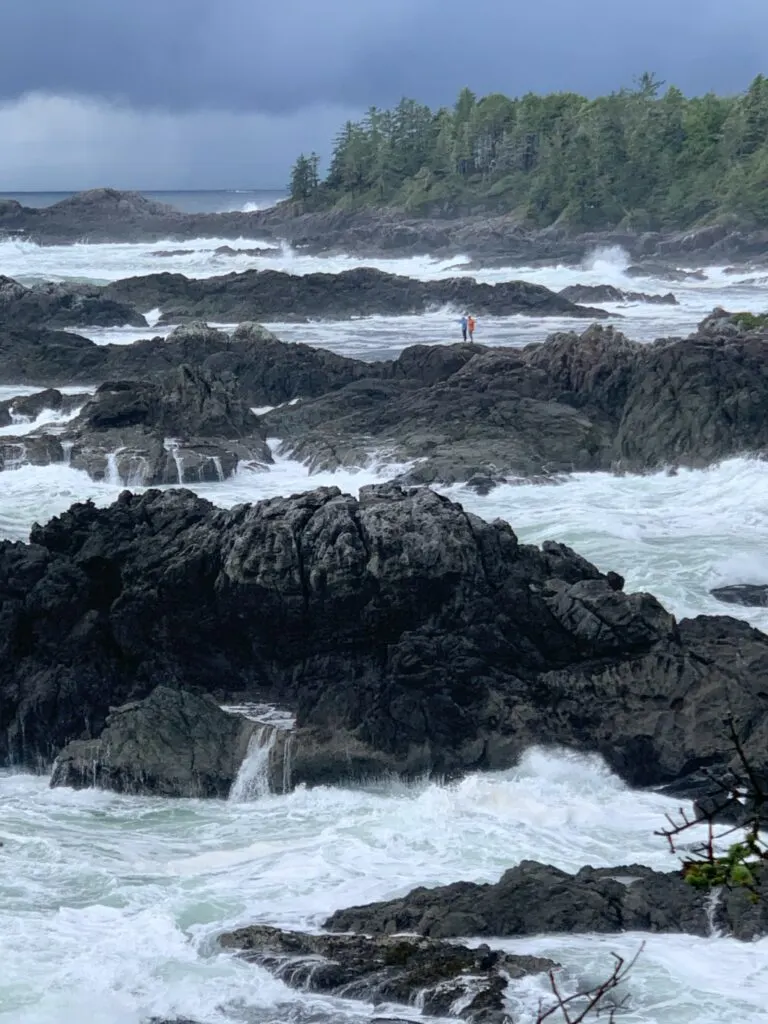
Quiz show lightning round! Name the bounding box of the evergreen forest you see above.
[288,74,768,230]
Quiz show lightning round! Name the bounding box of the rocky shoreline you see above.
[4,189,768,266]
[4,206,768,1022]
[0,478,764,1018]
[3,308,768,488]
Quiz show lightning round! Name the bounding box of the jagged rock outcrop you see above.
[324,859,768,944]
[5,312,768,484]
[0,275,146,329]
[324,860,709,938]
[62,365,272,484]
[101,266,606,323]
[265,315,768,482]
[219,925,556,1024]
[0,365,272,483]
[559,284,677,305]
[613,320,768,469]
[2,484,768,799]
[50,686,255,797]
[265,347,612,483]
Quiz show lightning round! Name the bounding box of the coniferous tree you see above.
[288,75,768,229]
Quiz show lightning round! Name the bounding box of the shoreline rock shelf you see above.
[3,309,768,486]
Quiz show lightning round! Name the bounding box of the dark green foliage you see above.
[290,74,768,228]
[732,312,768,331]
[289,152,321,203]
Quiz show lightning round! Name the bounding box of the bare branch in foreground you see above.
[535,943,645,1023]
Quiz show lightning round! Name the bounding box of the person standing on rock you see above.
[460,314,468,342]
[468,314,476,341]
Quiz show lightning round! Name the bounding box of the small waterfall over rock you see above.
[105,449,124,485]
[224,702,295,802]
[164,439,185,484]
[705,886,725,936]
[229,726,278,802]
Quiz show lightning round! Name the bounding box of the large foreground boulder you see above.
[219,925,556,1024]
[50,686,255,797]
[2,484,768,796]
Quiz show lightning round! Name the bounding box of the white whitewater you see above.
[228,726,278,803]
[1,749,765,1023]
[2,238,768,1023]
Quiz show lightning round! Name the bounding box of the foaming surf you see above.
[0,405,84,437]
[1,747,758,1024]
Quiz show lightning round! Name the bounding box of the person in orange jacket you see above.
[467,314,476,341]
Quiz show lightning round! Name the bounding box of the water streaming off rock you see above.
[229,727,279,803]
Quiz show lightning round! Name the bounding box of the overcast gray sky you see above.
[1,0,767,190]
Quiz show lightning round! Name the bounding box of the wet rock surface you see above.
[219,925,556,1024]
[50,686,255,798]
[62,365,272,484]
[5,312,768,485]
[710,584,768,607]
[101,266,606,323]
[0,274,145,329]
[559,283,677,305]
[2,484,768,800]
[324,860,710,938]
[0,387,86,427]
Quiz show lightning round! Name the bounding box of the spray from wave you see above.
[581,245,631,280]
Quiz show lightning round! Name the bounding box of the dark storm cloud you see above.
[2,0,768,115]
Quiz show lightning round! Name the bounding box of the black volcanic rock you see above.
[324,860,709,938]
[2,484,768,801]
[711,584,768,607]
[0,387,86,427]
[559,283,678,305]
[102,266,606,323]
[5,313,768,485]
[63,364,272,484]
[219,925,556,1024]
[51,686,255,797]
[0,434,64,471]
[266,347,612,482]
[0,275,146,329]
[0,321,375,407]
[324,859,768,943]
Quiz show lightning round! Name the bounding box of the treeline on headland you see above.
[288,73,768,230]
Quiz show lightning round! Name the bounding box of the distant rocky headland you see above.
[3,187,768,264]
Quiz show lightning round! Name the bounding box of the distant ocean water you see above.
[0,189,287,214]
